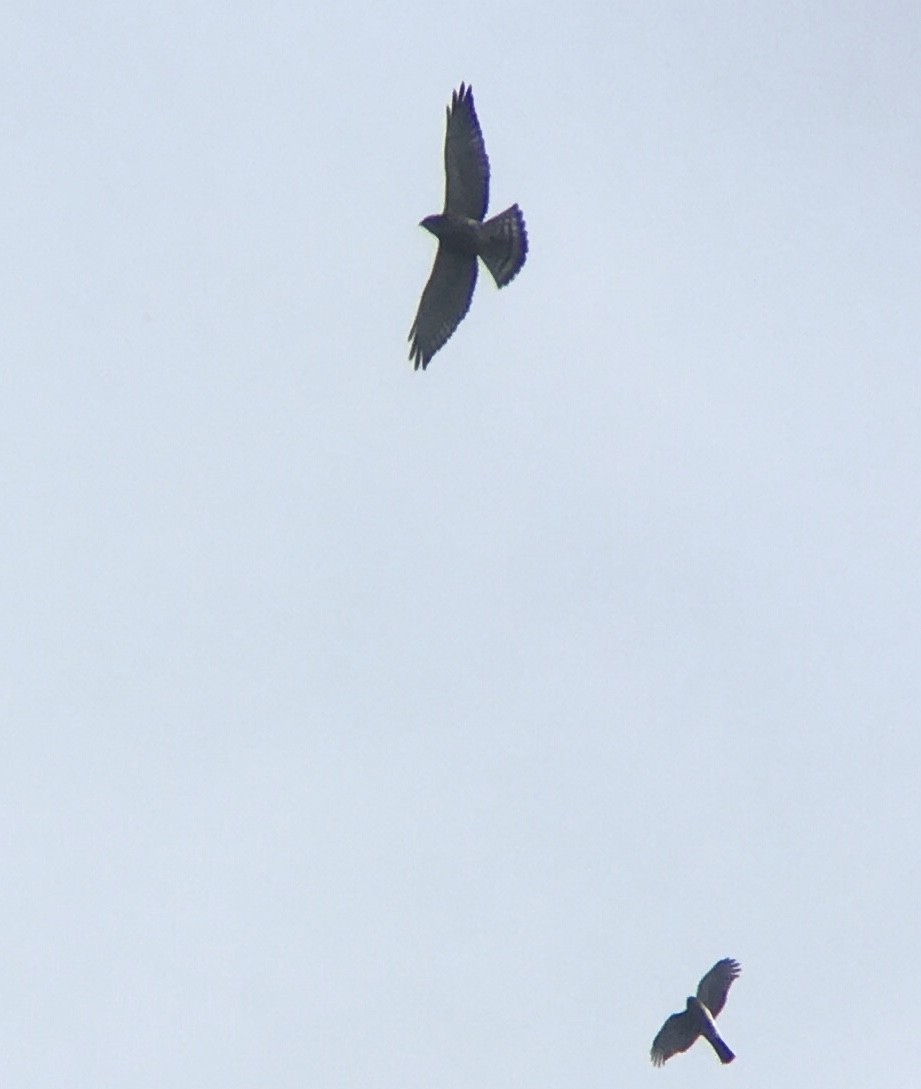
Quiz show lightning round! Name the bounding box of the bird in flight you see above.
[408,83,528,370]
[650,958,741,1067]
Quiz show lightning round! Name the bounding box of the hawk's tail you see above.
[479,204,528,287]
[704,1029,735,1065]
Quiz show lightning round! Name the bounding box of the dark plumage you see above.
[408,83,528,370]
[650,958,741,1067]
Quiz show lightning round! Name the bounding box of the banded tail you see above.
[478,204,528,287]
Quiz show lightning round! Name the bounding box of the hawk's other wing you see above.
[443,83,489,221]
[696,958,741,1019]
[650,1010,698,1067]
[408,245,478,370]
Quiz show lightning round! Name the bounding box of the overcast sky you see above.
[3,3,921,1087]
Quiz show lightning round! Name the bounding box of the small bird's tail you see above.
[479,204,528,287]
[704,1029,735,1065]
[694,999,736,1064]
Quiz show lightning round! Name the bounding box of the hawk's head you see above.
[419,214,443,234]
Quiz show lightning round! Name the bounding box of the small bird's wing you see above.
[443,83,490,220]
[650,1010,699,1067]
[696,958,741,1019]
[408,246,478,370]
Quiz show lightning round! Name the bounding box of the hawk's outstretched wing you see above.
[696,958,741,1019]
[408,246,478,370]
[650,1011,698,1067]
[443,83,489,220]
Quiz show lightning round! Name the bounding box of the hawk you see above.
[408,83,528,370]
[650,958,741,1067]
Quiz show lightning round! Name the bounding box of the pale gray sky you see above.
[3,3,921,1087]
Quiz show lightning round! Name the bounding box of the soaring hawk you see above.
[650,958,741,1067]
[408,83,528,370]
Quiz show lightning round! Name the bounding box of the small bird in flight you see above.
[408,83,528,370]
[650,958,741,1067]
